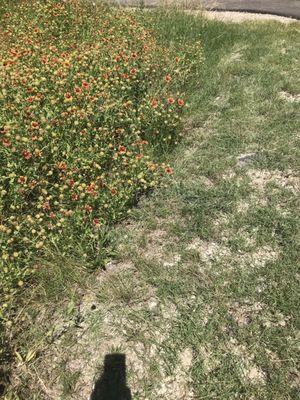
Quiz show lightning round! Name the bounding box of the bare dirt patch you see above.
[279,91,300,103]
[240,245,279,268]
[20,272,182,400]
[227,338,266,385]
[154,347,194,400]
[187,236,278,269]
[198,343,221,374]
[228,300,264,326]
[186,238,231,265]
[247,169,300,194]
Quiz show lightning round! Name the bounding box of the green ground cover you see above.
[1,4,299,399]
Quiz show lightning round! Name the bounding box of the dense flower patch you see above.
[0,0,201,322]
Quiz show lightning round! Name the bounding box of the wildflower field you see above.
[0,0,201,325]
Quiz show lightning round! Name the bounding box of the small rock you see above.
[163,254,181,268]
[148,297,158,310]
[105,260,117,271]
[237,153,256,167]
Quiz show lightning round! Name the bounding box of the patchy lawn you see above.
[4,8,300,400]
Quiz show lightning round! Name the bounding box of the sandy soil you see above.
[203,10,298,23]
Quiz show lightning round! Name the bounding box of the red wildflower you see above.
[2,138,11,147]
[31,121,39,129]
[119,145,126,154]
[64,92,73,101]
[42,202,51,210]
[165,75,171,82]
[138,140,148,145]
[93,218,100,225]
[167,97,175,105]
[165,167,173,174]
[86,183,96,193]
[18,176,26,184]
[178,98,185,106]
[82,81,89,89]
[130,68,137,75]
[151,99,158,108]
[22,150,32,160]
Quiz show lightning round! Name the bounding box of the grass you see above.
[2,6,300,400]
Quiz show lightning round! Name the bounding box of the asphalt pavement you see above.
[202,0,300,20]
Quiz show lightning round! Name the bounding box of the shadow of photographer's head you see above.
[90,353,132,400]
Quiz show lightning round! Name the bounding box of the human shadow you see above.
[90,353,132,400]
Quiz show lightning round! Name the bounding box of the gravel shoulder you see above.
[203,10,298,23]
